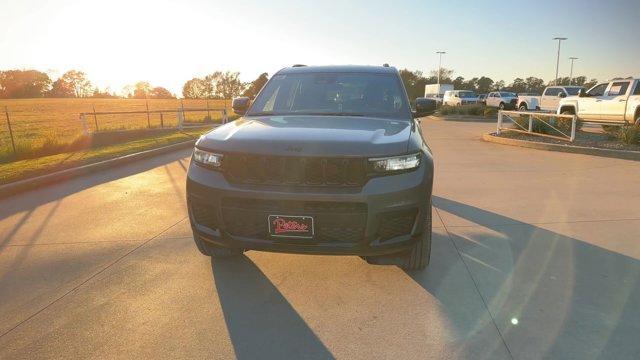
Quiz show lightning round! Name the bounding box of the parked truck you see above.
[517,86,583,112]
[424,84,453,106]
[557,79,640,125]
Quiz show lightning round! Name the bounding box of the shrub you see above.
[617,126,640,145]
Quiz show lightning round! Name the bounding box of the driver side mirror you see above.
[414,97,437,118]
[558,92,567,98]
[232,97,251,115]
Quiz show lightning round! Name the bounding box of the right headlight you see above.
[369,153,421,173]
[193,148,223,168]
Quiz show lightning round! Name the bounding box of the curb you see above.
[482,133,640,161]
[0,139,196,200]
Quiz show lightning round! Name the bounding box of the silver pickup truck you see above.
[517,86,584,112]
[558,79,640,125]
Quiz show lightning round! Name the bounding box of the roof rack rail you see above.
[292,64,306,67]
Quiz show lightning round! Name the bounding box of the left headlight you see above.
[369,153,421,173]
[193,148,223,168]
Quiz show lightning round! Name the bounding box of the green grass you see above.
[0,128,206,185]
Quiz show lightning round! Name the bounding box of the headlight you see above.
[369,153,421,173]
[193,148,223,168]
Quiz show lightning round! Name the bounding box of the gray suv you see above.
[186,65,436,270]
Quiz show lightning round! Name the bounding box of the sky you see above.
[1,0,638,95]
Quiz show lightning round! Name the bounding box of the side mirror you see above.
[232,97,251,115]
[558,92,567,98]
[414,97,437,118]
[578,88,587,97]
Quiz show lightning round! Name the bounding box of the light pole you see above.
[553,37,567,85]
[569,57,578,85]
[436,51,446,85]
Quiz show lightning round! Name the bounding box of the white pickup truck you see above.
[517,86,583,112]
[558,79,640,125]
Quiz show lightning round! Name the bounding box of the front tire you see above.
[518,104,527,112]
[499,102,505,110]
[402,203,432,271]
[193,233,244,258]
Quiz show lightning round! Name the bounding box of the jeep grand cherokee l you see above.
[186,65,436,270]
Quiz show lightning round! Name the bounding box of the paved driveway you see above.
[0,118,639,359]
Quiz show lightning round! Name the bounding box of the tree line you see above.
[400,68,599,100]
[0,69,175,99]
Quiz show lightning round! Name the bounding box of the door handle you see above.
[619,99,626,102]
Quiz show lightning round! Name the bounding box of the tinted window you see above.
[544,88,560,96]
[248,72,410,119]
[565,87,582,96]
[500,92,516,97]
[606,82,630,96]
[459,91,477,98]
[634,81,640,95]
[587,83,608,96]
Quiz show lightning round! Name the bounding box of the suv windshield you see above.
[459,91,477,98]
[500,92,516,97]
[247,72,411,120]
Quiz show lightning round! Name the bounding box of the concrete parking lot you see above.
[1,118,639,359]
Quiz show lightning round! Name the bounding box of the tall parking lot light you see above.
[569,57,579,85]
[553,37,567,85]
[436,51,446,85]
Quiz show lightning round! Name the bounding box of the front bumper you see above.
[186,155,433,256]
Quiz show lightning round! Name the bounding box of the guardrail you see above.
[497,110,577,142]
[79,107,228,134]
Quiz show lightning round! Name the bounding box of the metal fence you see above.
[497,110,578,142]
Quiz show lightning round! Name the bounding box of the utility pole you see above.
[553,37,567,85]
[436,51,446,85]
[569,57,578,85]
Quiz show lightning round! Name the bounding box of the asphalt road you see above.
[1,118,639,359]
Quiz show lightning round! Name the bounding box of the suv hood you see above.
[196,115,414,157]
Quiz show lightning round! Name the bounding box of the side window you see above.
[587,83,608,97]
[634,82,640,95]
[545,88,560,96]
[606,82,630,96]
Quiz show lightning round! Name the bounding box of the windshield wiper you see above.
[247,111,276,116]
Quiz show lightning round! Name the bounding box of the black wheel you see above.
[518,104,527,112]
[635,113,640,127]
[193,232,244,258]
[401,202,432,271]
[498,102,505,110]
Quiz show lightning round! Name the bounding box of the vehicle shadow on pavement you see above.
[0,149,192,219]
[210,256,333,360]
[428,196,640,359]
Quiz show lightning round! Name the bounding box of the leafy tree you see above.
[524,77,545,94]
[583,78,598,89]
[508,78,527,93]
[214,71,245,99]
[132,81,152,99]
[494,80,505,91]
[429,67,453,83]
[60,70,92,97]
[0,70,51,98]
[243,72,269,98]
[476,77,494,94]
[149,86,174,99]
[452,76,466,91]
[182,78,207,99]
[399,69,428,101]
[48,78,76,97]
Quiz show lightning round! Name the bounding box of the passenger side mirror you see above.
[558,92,567,98]
[232,97,251,115]
[414,97,437,118]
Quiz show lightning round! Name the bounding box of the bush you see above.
[617,126,640,145]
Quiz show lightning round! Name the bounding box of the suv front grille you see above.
[221,198,367,243]
[223,154,367,186]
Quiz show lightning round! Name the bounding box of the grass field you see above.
[0,98,232,161]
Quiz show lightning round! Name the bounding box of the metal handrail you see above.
[497,110,577,142]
